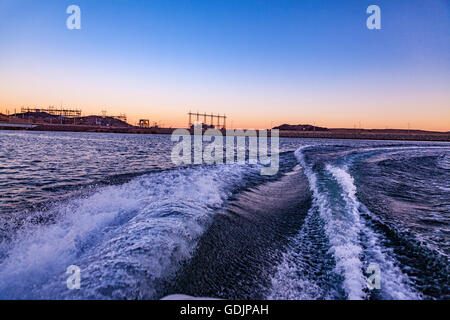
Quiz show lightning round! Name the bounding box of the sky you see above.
[0,0,449,130]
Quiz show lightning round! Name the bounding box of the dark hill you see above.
[273,123,329,131]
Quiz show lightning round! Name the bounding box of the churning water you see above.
[0,131,448,299]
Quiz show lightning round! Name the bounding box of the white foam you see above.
[269,147,422,300]
[326,164,420,299]
[0,164,253,299]
[293,147,366,299]
[268,211,329,300]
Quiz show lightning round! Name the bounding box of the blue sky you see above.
[0,0,449,130]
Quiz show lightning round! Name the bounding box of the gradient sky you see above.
[0,0,449,130]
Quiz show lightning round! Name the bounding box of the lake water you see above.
[0,130,448,299]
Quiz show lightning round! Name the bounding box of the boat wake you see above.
[0,142,448,300]
[0,164,258,299]
[268,147,420,300]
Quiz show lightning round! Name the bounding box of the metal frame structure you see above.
[21,107,82,118]
[188,111,226,129]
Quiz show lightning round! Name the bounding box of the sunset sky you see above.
[0,0,449,130]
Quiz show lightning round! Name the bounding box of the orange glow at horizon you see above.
[1,95,449,132]
[0,41,448,132]
[1,68,448,132]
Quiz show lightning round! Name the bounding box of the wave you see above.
[437,154,450,170]
[269,146,420,300]
[267,205,337,299]
[269,146,364,299]
[294,146,367,299]
[0,142,446,299]
[0,163,256,299]
[326,165,419,299]
[294,148,366,300]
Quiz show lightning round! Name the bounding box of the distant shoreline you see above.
[0,122,449,142]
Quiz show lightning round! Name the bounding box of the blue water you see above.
[0,131,448,299]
